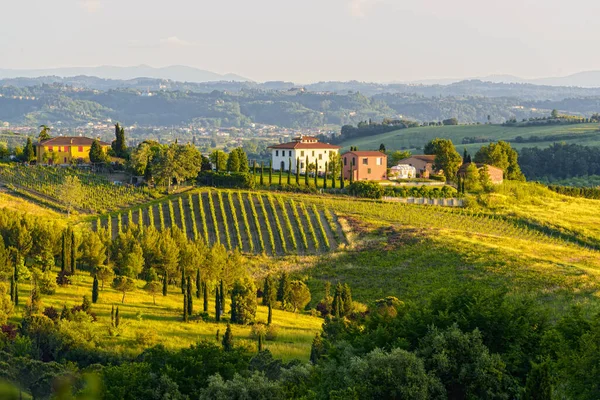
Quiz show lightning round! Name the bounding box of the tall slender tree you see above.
[196,269,201,299]
[163,272,168,296]
[267,302,273,325]
[203,281,209,312]
[181,268,185,294]
[220,280,225,314]
[70,229,76,273]
[187,277,193,315]
[92,274,99,303]
[111,305,115,327]
[115,306,120,327]
[287,158,292,185]
[23,138,35,163]
[278,168,282,185]
[340,160,345,189]
[295,158,300,184]
[268,161,273,186]
[183,287,189,322]
[215,287,221,322]
[314,164,318,187]
[61,231,68,272]
[323,162,328,189]
[222,324,234,351]
[305,156,309,186]
[260,163,264,186]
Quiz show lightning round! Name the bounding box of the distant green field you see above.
[337,123,600,153]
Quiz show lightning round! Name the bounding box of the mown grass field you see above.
[10,273,322,362]
[94,189,348,256]
[337,123,600,153]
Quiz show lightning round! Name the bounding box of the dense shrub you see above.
[347,181,385,199]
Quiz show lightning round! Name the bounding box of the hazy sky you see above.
[2,0,599,82]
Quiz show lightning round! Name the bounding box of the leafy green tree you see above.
[38,124,51,140]
[551,109,559,118]
[418,324,518,399]
[23,137,35,163]
[226,148,240,172]
[199,372,283,400]
[230,277,257,325]
[89,138,108,163]
[60,175,84,217]
[209,150,228,172]
[289,281,311,313]
[523,359,554,400]
[112,276,137,303]
[474,141,525,181]
[463,163,482,192]
[425,138,462,182]
[144,281,162,305]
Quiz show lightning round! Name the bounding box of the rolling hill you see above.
[336,123,600,154]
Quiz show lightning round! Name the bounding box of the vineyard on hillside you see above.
[0,164,154,213]
[95,190,348,256]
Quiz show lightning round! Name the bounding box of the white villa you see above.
[389,164,417,179]
[268,136,340,173]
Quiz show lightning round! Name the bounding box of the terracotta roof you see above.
[268,142,340,150]
[343,151,387,157]
[36,136,111,146]
[411,155,436,162]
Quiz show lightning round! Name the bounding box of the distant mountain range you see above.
[410,71,600,88]
[0,65,252,83]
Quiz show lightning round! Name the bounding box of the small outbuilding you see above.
[389,164,417,180]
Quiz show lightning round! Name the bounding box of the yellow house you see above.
[35,136,111,165]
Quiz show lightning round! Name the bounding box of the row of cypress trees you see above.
[254,158,347,189]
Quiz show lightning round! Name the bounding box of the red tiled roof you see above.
[343,151,387,157]
[411,155,436,162]
[268,142,341,150]
[36,136,111,147]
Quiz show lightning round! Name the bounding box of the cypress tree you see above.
[222,323,234,351]
[260,163,264,186]
[111,305,115,326]
[277,272,291,309]
[92,274,99,303]
[267,302,273,325]
[115,306,120,327]
[70,229,76,273]
[14,280,18,306]
[183,287,189,322]
[62,304,71,321]
[323,162,328,189]
[262,275,271,306]
[220,280,225,313]
[331,161,336,188]
[268,161,272,186]
[230,290,237,323]
[305,156,309,186]
[314,164,318,187]
[196,269,201,299]
[278,168,282,185]
[203,281,209,312]
[287,158,292,185]
[215,287,221,322]
[9,274,15,302]
[342,284,353,316]
[187,277,193,316]
[216,329,220,342]
[253,160,256,176]
[340,160,345,189]
[163,272,168,296]
[310,333,325,364]
[258,332,264,352]
[180,269,185,294]
[295,158,300,185]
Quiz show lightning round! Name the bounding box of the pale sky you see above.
[2,0,600,83]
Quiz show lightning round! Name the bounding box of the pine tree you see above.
[310,333,325,364]
[163,272,168,296]
[92,274,99,303]
[268,302,273,325]
[115,306,120,327]
[203,281,209,312]
[295,158,300,184]
[70,229,76,273]
[323,162,328,189]
[111,305,115,327]
[82,295,92,313]
[215,287,221,322]
[222,324,234,351]
[181,269,185,294]
[187,277,193,316]
[196,269,201,299]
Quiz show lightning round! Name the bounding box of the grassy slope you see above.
[297,185,600,317]
[12,274,322,362]
[336,123,600,153]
